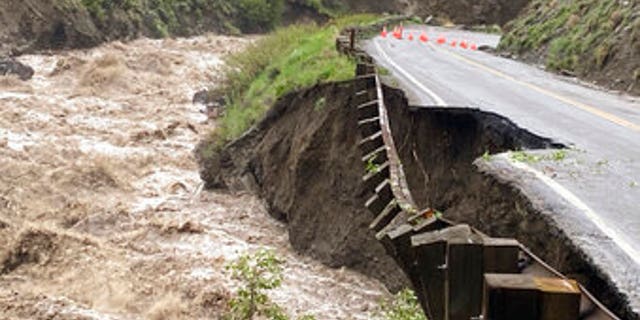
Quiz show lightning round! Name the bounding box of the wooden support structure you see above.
[483,238,521,274]
[483,274,581,320]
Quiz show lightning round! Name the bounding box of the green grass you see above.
[510,150,568,163]
[213,14,381,144]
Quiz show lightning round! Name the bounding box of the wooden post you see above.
[483,238,520,274]
[412,224,473,320]
[349,28,356,51]
[535,277,581,320]
[483,274,540,320]
[483,274,581,320]
[448,232,484,320]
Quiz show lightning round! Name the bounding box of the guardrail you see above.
[336,30,620,320]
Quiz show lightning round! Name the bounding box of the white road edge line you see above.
[499,154,640,266]
[375,35,640,266]
[373,39,446,107]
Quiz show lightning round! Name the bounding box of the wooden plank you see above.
[365,193,390,216]
[483,238,520,274]
[535,278,581,320]
[361,162,390,193]
[358,131,383,155]
[448,232,484,320]
[369,201,401,232]
[358,116,382,137]
[357,100,379,120]
[361,145,388,166]
[412,230,448,320]
[483,274,540,320]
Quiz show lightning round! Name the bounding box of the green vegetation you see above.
[213,14,380,144]
[500,0,640,78]
[235,0,285,33]
[378,289,427,320]
[225,249,316,320]
[366,155,382,174]
[77,0,288,36]
[510,150,568,163]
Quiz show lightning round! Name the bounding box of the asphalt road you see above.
[365,25,640,312]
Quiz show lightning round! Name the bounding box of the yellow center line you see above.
[429,43,640,132]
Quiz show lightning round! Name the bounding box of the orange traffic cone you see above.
[471,44,478,51]
[408,33,414,41]
[437,36,446,45]
[419,32,428,42]
[460,40,468,49]
[395,27,403,40]
[450,40,457,47]
[381,25,388,38]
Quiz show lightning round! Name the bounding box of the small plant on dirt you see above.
[481,151,492,161]
[378,289,427,320]
[550,150,567,161]
[314,97,326,111]
[365,155,381,175]
[225,249,316,320]
[377,66,391,76]
[510,150,541,163]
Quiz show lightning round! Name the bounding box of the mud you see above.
[0,34,389,319]
[197,81,410,292]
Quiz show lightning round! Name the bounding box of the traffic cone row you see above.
[380,26,479,51]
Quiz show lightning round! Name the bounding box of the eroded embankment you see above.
[198,69,635,318]
[383,86,636,319]
[197,81,410,292]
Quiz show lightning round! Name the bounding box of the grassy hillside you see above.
[499,0,640,95]
[213,14,381,144]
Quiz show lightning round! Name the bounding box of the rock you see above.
[193,88,226,119]
[479,45,495,53]
[0,58,35,81]
[192,89,209,105]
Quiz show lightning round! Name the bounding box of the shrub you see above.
[378,289,427,320]
[234,0,285,33]
[225,249,316,320]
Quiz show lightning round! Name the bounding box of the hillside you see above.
[0,0,327,56]
[499,0,640,95]
[0,0,532,56]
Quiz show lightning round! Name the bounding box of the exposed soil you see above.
[0,35,389,319]
[197,81,410,293]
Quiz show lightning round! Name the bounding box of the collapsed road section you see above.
[198,28,637,320]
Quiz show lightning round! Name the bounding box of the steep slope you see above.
[0,0,327,56]
[500,0,640,95]
[196,81,410,292]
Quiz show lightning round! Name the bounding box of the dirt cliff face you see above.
[196,81,410,292]
[0,0,101,55]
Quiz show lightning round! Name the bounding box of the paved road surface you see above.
[365,25,640,312]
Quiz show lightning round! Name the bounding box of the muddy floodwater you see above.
[0,35,389,319]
